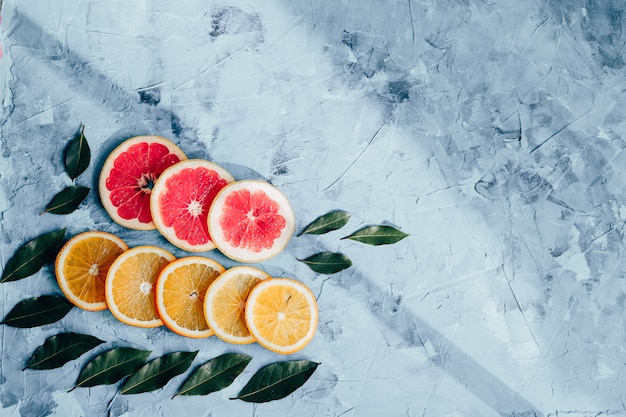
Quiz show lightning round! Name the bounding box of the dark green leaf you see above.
[1,295,73,328]
[298,252,352,274]
[0,228,66,283]
[298,210,351,236]
[64,125,91,180]
[24,332,104,370]
[72,348,152,390]
[233,360,319,403]
[40,186,90,215]
[342,225,409,245]
[174,353,252,398]
[120,351,198,395]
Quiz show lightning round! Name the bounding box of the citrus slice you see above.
[208,180,295,263]
[244,278,318,354]
[99,135,187,230]
[204,266,270,344]
[55,231,128,311]
[151,159,234,252]
[155,256,225,338]
[105,246,176,328]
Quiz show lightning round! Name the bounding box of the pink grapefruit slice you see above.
[208,180,295,263]
[99,136,187,230]
[150,159,235,252]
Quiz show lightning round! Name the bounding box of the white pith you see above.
[139,282,152,294]
[187,200,203,216]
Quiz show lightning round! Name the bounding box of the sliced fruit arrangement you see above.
[98,136,296,261]
[203,266,270,344]
[3,128,334,405]
[245,278,318,355]
[208,180,296,263]
[85,135,316,352]
[55,231,128,311]
[156,257,225,338]
[105,245,176,328]
[52,231,317,351]
[99,136,187,230]
[151,159,234,252]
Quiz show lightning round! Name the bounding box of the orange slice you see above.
[203,266,270,344]
[156,256,225,338]
[55,231,128,311]
[150,159,234,252]
[105,246,175,328]
[99,135,187,230]
[244,278,318,354]
[208,180,296,263]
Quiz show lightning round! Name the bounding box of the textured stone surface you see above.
[1,0,626,416]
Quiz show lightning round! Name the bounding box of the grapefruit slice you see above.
[208,180,295,263]
[99,136,187,230]
[150,159,234,252]
[244,278,318,354]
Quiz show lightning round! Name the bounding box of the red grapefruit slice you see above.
[208,180,295,263]
[151,159,235,252]
[99,136,187,230]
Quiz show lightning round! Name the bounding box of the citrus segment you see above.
[105,246,175,328]
[151,159,234,252]
[245,278,318,354]
[208,180,295,263]
[55,231,128,311]
[156,256,225,338]
[204,266,270,344]
[99,136,187,230]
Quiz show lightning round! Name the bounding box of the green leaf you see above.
[173,353,252,398]
[64,125,91,181]
[298,210,351,236]
[342,225,409,245]
[24,332,104,370]
[120,351,198,395]
[0,228,66,283]
[233,360,319,403]
[298,252,352,274]
[40,186,90,215]
[1,295,73,328]
[72,347,151,390]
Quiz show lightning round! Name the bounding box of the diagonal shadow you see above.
[331,266,543,416]
[6,10,544,417]
[2,12,185,144]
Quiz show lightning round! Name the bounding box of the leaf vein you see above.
[28,340,99,368]
[177,362,244,395]
[238,366,316,400]
[4,304,70,323]
[77,356,144,387]
[122,358,192,393]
